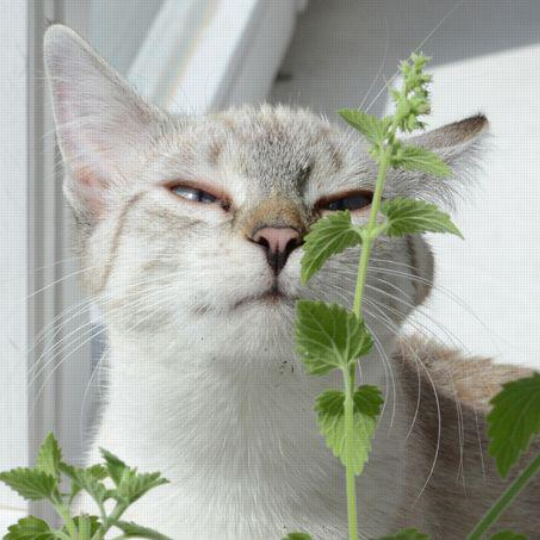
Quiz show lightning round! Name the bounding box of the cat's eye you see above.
[317,190,373,213]
[169,184,230,210]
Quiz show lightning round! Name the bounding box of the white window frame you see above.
[129,0,304,113]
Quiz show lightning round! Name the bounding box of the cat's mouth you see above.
[232,286,298,310]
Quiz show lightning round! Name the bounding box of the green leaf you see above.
[60,463,107,502]
[63,515,100,539]
[487,372,540,478]
[353,385,385,418]
[376,528,430,540]
[398,145,452,177]
[60,465,108,505]
[282,534,313,540]
[115,521,173,539]
[381,198,463,238]
[0,468,57,501]
[315,385,383,474]
[100,448,128,485]
[338,109,391,144]
[300,210,360,284]
[4,516,56,540]
[36,433,62,480]
[491,532,527,540]
[296,300,373,376]
[117,469,169,504]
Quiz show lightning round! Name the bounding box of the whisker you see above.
[368,293,468,488]
[366,304,443,501]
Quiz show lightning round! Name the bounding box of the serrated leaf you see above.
[63,515,100,539]
[100,448,127,485]
[338,109,391,144]
[36,433,62,480]
[376,528,430,540]
[296,300,373,376]
[282,534,313,540]
[117,470,169,504]
[399,145,452,177]
[381,198,462,238]
[315,385,383,474]
[0,468,57,501]
[301,211,360,284]
[60,463,107,503]
[60,465,108,505]
[115,521,173,539]
[4,516,56,540]
[352,385,385,418]
[487,372,540,478]
[491,532,527,540]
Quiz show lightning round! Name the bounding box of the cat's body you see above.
[85,335,538,539]
[44,25,540,539]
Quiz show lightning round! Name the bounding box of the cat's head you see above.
[44,25,488,366]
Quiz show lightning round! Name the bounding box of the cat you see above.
[44,25,539,539]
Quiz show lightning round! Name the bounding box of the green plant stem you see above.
[467,450,540,539]
[343,364,358,540]
[52,496,78,538]
[346,113,400,539]
[352,153,390,318]
[91,502,129,540]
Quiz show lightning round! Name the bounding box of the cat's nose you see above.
[251,227,302,274]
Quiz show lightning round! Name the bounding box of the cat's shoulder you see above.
[392,335,540,536]
[394,334,531,410]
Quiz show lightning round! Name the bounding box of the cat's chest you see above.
[89,404,406,539]
[89,409,349,539]
[88,353,404,539]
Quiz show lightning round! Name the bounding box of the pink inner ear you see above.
[55,82,113,219]
[71,165,109,218]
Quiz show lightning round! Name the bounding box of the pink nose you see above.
[251,227,302,274]
[252,227,300,254]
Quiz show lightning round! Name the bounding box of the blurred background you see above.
[2,0,540,531]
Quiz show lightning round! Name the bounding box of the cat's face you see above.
[44,26,488,365]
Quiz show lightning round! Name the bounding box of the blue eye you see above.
[171,186,219,204]
[320,191,373,212]
[169,185,233,211]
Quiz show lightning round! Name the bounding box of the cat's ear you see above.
[44,25,161,220]
[393,114,489,207]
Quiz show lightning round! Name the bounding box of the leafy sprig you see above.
[0,433,171,540]
[294,52,458,540]
[294,50,540,540]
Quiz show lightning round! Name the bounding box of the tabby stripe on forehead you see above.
[96,192,145,294]
[208,139,224,166]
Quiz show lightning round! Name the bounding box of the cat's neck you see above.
[90,328,406,538]
[101,327,396,440]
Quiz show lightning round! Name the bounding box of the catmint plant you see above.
[0,433,171,540]
[287,52,540,540]
[289,53,461,540]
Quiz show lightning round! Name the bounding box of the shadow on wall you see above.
[270,0,540,118]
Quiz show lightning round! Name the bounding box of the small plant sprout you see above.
[0,433,171,540]
[291,52,460,540]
